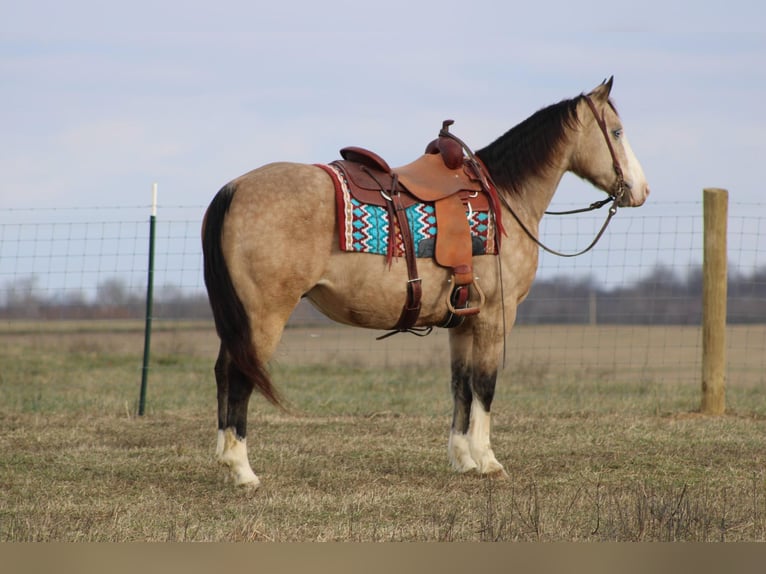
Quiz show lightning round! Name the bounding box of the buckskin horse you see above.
[202,78,649,488]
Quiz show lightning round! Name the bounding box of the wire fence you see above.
[1,201,765,390]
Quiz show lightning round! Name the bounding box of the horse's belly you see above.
[306,254,453,330]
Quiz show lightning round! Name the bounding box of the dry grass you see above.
[1,321,765,541]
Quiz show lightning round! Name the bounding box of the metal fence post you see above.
[138,183,158,416]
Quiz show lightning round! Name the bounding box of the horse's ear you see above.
[589,76,614,102]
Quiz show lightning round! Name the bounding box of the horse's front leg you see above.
[448,328,477,472]
[467,365,506,477]
[448,323,507,477]
[448,326,478,473]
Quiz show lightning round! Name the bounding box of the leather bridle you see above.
[505,95,629,258]
[440,95,629,258]
[581,95,629,205]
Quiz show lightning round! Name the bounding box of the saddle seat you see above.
[337,141,485,207]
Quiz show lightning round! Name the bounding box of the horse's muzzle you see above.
[619,184,650,207]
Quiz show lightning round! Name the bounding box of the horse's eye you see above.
[612,129,623,139]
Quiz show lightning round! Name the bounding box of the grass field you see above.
[1,320,765,541]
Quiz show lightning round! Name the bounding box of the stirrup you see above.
[446,277,485,317]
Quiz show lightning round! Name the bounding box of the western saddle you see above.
[330,120,503,335]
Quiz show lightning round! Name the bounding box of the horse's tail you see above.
[202,183,282,407]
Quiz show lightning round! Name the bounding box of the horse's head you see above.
[572,77,650,207]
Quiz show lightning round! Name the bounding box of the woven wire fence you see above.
[1,201,765,389]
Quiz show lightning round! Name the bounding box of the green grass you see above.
[1,321,765,541]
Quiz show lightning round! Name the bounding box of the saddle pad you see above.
[322,164,497,258]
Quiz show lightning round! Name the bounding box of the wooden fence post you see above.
[701,188,728,415]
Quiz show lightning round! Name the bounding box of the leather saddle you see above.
[329,120,499,334]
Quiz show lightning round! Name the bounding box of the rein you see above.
[511,195,619,258]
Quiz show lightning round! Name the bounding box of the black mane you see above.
[476,96,583,195]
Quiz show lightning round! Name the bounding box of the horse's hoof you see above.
[485,468,510,480]
[232,472,261,489]
[237,478,262,493]
[219,462,262,490]
[451,459,480,474]
[487,469,509,480]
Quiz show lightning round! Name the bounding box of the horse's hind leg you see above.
[214,344,229,459]
[215,306,299,488]
[214,343,260,488]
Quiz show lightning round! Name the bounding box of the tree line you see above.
[1,265,765,324]
[516,265,766,325]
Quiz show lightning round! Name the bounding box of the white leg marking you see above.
[217,428,261,488]
[215,429,225,457]
[448,430,479,473]
[467,400,506,475]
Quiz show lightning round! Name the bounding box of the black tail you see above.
[202,183,282,407]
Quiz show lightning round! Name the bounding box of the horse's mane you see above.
[475,96,584,195]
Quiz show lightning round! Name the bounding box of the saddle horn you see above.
[424,119,463,170]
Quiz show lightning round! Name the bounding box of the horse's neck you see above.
[506,165,568,226]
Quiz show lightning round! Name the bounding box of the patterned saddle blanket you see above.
[323,163,498,259]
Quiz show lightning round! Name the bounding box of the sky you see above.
[2,0,763,211]
[1,0,765,293]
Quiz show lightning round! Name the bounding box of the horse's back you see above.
[230,161,333,203]
[224,162,336,235]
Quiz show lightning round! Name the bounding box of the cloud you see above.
[1,0,765,211]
